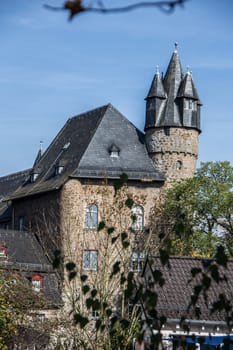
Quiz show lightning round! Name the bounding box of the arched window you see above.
[85,204,98,229]
[131,205,144,231]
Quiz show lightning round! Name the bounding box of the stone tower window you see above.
[131,205,144,231]
[164,127,170,136]
[85,204,98,229]
[176,160,182,170]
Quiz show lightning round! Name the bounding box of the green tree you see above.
[164,161,233,256]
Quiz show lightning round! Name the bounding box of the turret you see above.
[145,44,202,181]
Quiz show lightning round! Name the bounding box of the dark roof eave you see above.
[8,186,61,202]
[70,171,165,182]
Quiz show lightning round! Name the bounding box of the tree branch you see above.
[44,0,188,20]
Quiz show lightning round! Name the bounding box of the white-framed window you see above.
[31,275,43,292]
[184,99,197,111]
[131,252,145,272]
[85,204,98,229]
[131,205,144,231]
[83,250,98,271]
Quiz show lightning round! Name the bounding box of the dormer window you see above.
[0,244,7,257]
[55,161,64,176]
[109,144,120,158]
[184,99,197,111]
[30,171,39,183]
[31,274,43,292]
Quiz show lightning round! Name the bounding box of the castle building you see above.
[0,46,203,347]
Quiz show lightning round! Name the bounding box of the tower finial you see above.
[156,65,159,75]
[40,140,43,153]
[174,42,178,53]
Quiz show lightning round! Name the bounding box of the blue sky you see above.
[0,0,233,176]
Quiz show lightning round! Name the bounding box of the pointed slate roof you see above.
[7,104,164,200]
[160,49,183,127]
[177,71,201,101]
[146,71,166,99]
[145,47,201,131]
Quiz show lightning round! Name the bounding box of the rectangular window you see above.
[131,252,145,272]
[83,250,98,271]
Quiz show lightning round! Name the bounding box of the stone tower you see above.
[144,45,202,181]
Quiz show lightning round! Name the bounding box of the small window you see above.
[184,99,197,111]
[83,250,98,271]
[131,252,145,272]
[176,160,182,170]
[131,205,144,231]
[164,127,170,136]
[19,216,24,232]
[0,244,7,257]
[30,172,39,183]
[55,164,64,176]
[85,204,98,229]
[109,144,120,158]
[31,275,43,292]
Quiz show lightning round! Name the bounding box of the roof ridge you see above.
[69,103,111,122]
[0,169,31,183]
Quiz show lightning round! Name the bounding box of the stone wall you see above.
[145,127,199,181]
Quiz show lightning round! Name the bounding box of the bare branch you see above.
[44,0,188,20]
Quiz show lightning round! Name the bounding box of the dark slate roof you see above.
[144,49,201,132]
[160,50,184,127]
[177,72,201,101]
[143,256,233,322]
[0,169,31,219]
[146,72,166,99]
[8,104,164,200]
[0,229,61,306]
[72,104,164,180]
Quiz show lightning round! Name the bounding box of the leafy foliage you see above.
[164,161,233,256]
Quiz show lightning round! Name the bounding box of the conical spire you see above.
[163,44,184,97]
[146,66,166,99]
[144,66,167,130]
[177,69,200,101]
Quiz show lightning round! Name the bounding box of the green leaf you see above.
[125,198,134,209]
[110,261,121,278]
[68,270,77,281]
[91,289,97,298]
[98,221,105,231]
[86,298,93,309]
[113,173,128,195]
[80,274,88,282]
[74,313,89,328]
[215,245,228,267]
[66,262,76,271]
[159,249,169,266]
[82,285,90,294]
[53,250,61,269]
[121,231,128,241]
[191,267,202,277]
[107,227,115,235]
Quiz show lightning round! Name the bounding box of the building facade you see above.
[0,47,203,348]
